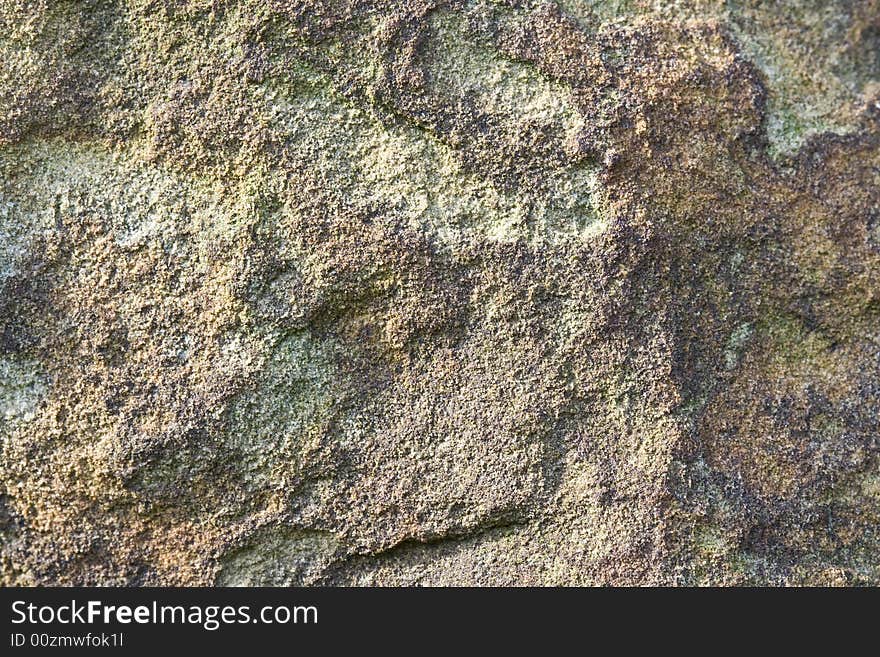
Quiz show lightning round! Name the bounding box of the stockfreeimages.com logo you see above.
[11,600,317,632]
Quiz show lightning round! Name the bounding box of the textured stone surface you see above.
[1,0,878,586]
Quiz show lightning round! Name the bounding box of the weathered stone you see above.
[1,0,878,586]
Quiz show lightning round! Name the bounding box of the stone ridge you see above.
[0,0,878,585]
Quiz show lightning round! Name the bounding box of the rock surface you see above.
[1,0,878,586]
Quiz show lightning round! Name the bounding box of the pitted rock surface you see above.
[1,0,879,585]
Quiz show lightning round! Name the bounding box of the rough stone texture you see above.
[0,0,878,586]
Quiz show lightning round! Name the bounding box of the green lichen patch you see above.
[0,357,46,427]
[217,525,339,586]
[223,331,341,494]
